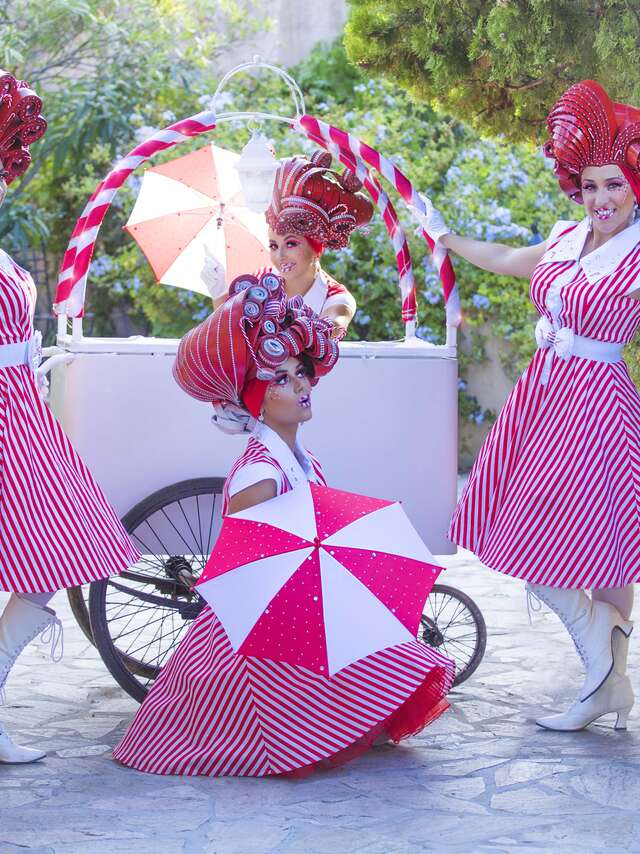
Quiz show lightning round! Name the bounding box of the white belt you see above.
[535,317,623,385]
[0,332,42,372]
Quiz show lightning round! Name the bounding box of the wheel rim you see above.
[102,487,222,691]
[418,587,483,683]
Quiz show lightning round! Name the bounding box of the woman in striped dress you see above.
[0,71,140,763]
[412,80,640,731]
[113,273,454,776]
[203,151,373,339]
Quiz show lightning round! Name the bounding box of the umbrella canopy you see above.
[125,143,270,296]
[197,483,444,676]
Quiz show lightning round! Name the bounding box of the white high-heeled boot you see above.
[0,595,63,697]
[536,673,634,731]
[527,583,632,700]
[0,724,46,763]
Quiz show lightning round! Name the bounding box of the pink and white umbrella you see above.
[197,483,444,675]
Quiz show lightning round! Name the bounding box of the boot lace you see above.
[0,614,64,704]
[526,584,588,665]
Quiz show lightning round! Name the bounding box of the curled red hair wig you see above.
[173,272,339,420]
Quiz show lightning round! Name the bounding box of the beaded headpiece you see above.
[173,271,339,432]
[0,71,47,184]
[544,80,640,203]
[266,151,373,249]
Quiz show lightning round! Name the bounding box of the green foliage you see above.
[0,0,270,336]
[345,0,640,142]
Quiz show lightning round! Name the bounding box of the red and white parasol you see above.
[197,483,444,675]
[124,143,270,297]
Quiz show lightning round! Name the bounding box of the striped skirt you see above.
[0,366,140,592]
[450,348,640,589]
[113,607,454,777]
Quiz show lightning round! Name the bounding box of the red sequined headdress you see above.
[173,271,339,432]
[0,71,47,184]
[266,151,374,249]
[544,80,640,203]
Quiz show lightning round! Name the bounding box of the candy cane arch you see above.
[54,110,218,320]
[301,125,417,325]
[298,115,461,330]
[54,109,457,339]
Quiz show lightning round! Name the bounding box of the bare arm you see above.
[227,478,277,515]
[322,302,354,338]
[441,233,549,280]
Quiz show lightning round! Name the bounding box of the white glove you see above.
[407,192,451,246]
[35,369,50,400]
[200,246,228,300]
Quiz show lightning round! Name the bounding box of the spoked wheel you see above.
[89,478,224,703]
[67,585,94,645]
[418,583,486,687]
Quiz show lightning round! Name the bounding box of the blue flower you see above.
[472,293,490,310]
[90,255,114,277]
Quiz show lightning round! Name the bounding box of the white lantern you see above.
[235,131,278,214]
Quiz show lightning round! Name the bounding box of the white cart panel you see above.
[49,337,457,554]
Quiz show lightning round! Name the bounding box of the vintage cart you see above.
[42,61,485,701]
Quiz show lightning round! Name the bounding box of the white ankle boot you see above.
[527,583,632,700]
[0,725,46,763]
[536,673,634,732]
[0,595,63,697]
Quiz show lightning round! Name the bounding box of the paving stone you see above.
[2,509,640,852]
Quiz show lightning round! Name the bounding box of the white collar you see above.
[301,272,328,315]
[252,422,316,487]
[542,216,640,283]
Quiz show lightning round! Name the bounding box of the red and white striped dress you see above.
[0,250,140,592]
[114,425,454,776]
[450,218,640,589]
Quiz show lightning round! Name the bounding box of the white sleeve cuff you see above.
[227,462,280,497]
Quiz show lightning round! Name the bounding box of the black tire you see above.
[418,583,487,687]
[89,477,223,703]
[66,585,94,645]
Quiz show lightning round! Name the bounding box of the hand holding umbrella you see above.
[200,244,228,301]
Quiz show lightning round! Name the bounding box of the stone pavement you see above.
[0,551,639,854]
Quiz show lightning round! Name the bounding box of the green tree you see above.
[0,0,270,335]
[344,0,640,141]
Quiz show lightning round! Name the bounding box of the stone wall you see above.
[222,0,348,69]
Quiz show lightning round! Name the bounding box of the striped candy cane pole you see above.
[299,115,461,330]
[302,125,417,324]
[55,110,217,318]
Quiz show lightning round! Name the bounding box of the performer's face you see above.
[581,165,636,237]
[262,357,313,427]
[268,229,318,285]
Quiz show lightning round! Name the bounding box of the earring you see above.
[258,411,265,423]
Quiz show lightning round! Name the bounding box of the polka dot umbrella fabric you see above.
[197,483,444,676]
